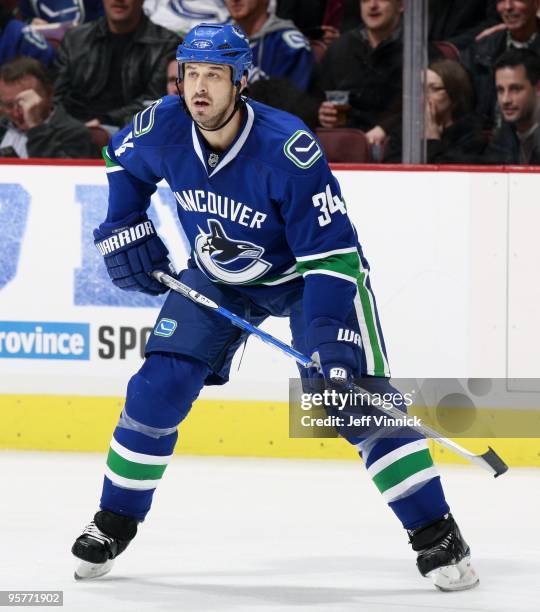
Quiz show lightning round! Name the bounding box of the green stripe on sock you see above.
[296,251,360,280]
[356,271,386,376]
[372,449,434,493]
[106,448,168,481]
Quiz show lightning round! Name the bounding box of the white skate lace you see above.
[420,533,454,556]
[438,534,453,550]
[82,521,115,546]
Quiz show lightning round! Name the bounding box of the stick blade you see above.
[480,446,509,478]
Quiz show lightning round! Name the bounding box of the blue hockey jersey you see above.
[233,15,314,91]
[19,0,103,24]
[143,0,229,36]
[103,96,371,330]
[0,19,55,67]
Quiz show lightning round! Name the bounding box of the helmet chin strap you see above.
[196,95,244,133]
[177,80,245,133]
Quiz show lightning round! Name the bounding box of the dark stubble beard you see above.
[192,91,237,130]
[197,108,231,130]
[513,98,537,127]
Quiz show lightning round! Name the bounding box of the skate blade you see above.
[428,555,479,592]
[74,559,114,581]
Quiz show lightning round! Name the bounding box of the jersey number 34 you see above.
[312,184,347,227]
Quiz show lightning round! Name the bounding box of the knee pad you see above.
[122,353,210,430]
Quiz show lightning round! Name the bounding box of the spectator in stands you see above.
[428,0,499,52]
[0,56,98,158]
[166,52,179,96]
[143,0,230,37]
[461,0,540,123]
[225,0,314,91]
[248,77,319,128]
[19,0,104,25]
[385,59,490,163]
[276,0,342,45]
[340,0,362,33]
[0,5,55,67]
[314,0,403,148]
[54,0,178,129]
[485,48,540,163]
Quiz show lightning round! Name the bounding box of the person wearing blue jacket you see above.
[225,0,314,90]
[19,0,104,25]
[0,6,55,67]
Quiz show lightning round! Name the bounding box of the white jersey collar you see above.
[191,102,255,179]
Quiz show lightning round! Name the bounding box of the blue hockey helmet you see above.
[176,23,252,86]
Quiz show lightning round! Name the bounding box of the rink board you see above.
[1,161,540,466]
[1,393,539,467]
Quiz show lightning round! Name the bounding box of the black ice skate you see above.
[408,513,479,591]
[72,510,138,580]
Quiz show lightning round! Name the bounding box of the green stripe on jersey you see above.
[243,269,300,286]
[372,448,434,493]
[296,251,360,281]
[106,448,168,481]
[356,270,387,376]
[295,249,389,377]
[102,146,120,168]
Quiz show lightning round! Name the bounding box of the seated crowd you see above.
[1,0,540,165]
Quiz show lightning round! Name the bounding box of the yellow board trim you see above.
[1,394,539,466]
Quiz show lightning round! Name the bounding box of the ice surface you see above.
[1,451,538,611]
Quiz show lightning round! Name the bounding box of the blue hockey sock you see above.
[362,432,450,530]
[100,352,210,521]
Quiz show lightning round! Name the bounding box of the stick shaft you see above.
[153,271,313,368]
[154,271,508,477]
[346,380,502,471]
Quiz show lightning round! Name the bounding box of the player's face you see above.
[225,0,268,20]
[0,75,47,131]
[360,0,404,33]
[183,63,237,130]
[496,65,539,125]
[496,0,540,32]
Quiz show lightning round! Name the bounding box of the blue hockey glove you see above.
[94,212,174,296]
[305,317,362,386]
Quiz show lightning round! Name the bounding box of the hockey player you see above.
[71,23,479,592]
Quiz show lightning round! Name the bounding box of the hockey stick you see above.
[153,271,508,478]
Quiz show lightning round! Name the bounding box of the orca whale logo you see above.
[195,219,272,284]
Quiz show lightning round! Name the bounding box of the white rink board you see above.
[0,164,536,400]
